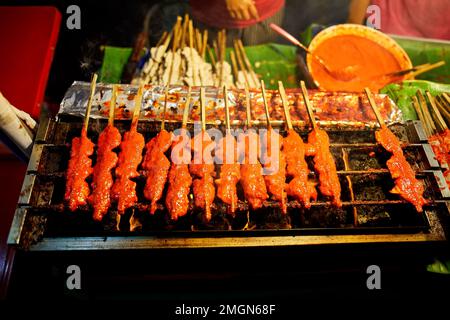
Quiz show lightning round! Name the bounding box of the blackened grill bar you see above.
[7,115,449,251]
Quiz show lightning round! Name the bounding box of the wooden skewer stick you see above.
[278,81,293,130]
[189,20,198,86]
[200,87,206,131]
[132,84,144,129]
[223,85,231,132]
[364,87,385,128]
[84,73,98,130]
[201,30,208,59]
[230,50,239,84]
[412,96,431,137]
[300,81,317,129]
[234,40,249,88]
[410,60,445,78]
[426,91,448,131]
[260,80,271,128]
[207,44,216,68]
[182,86,192,129]
[435,99,450,126]
[161,87,169,131]
[245,83,252,128]
[442,93,450,108]
[156,31,168,47]
[417,90,436,134]
[237,39,258,87]
[108,84,118,126]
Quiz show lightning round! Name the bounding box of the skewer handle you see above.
[132,84,144,128]
[161,87,169,131]
[364,87,385,128]
[300,81,317,129]
[182,86,192,129]
[200,87,206,131]
[426,91,448,131]
[260,80,271,128]
[108,84,117,126]
[244,83,252,128]
[83,73,98,130]
[223,85,231,131]
[278,81,293,130]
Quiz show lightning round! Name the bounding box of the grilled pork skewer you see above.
[142,89,173,214]
[166,87,193,220]
[215,85,241,214]
[111,85,145,215]
[240,85,268,210]
[189,87,216,222]
[365,88,427,212]
[278,81,317,209]
[89,85,122,221]
[65,73,97,211]
[260,80,287,213]
[300,81,342,207]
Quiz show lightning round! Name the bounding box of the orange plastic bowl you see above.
[306,24,413,92]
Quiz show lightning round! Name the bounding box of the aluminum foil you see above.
[59,81,403,128]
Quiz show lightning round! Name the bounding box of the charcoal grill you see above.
[7,114,450,251]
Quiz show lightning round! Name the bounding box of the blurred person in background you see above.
[348,0,450,40]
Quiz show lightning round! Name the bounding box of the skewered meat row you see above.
[64,128,95,211]
[111,125,145,214]
[283,129,317,209]
[429,129,450,188]
[165,130,193,220]
[307,128,342,207]
[190,131,216,221]
[89,124,121,221]
[215,133,241,214]
[261,128,287,214]
[240,130,269,210]
[375,126,427,212]
[142,130,173,214]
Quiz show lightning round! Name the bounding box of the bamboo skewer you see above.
[156,31,168,47]
[132,85,144,129]
[188,20,198,86]
[278,81,293,130]
[201,30,208,59]
[223,85,231,132]
[410,60,445,78]
[442,93,450,107]
[300,81,317,129]
[207,44,217,68]
[237,39,258,86]
[245,84,252,128]
[417,90,437,134]
[412,96,431,137]
[230,50,239,84]
[200,87,206,131]
[84,73,98,130]
[108,84,118,126]
[426,91,448,132]
[364,87,385,128]
[260,80,271,128]
[182,86,192,129]
[161,87,169,131]
[435,96,450,125]
[234,41,250,88]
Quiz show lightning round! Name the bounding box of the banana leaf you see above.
[380,80,450,120]
[99,46,132,83]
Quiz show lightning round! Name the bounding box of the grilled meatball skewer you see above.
[111,85,145,215]
[142,88,173,214]
[65,73,97,211]
[300,81,342,207]
[89,85,122,221]
[215,85,241,214]
[166,87,193,220]
[278,81,317,209]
